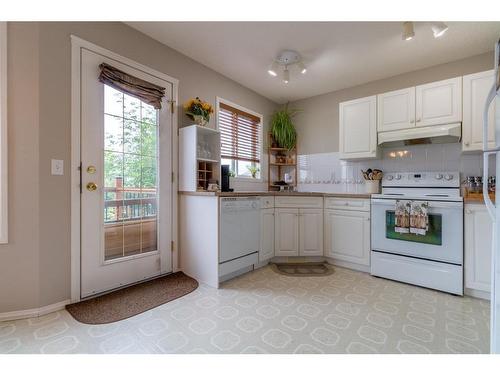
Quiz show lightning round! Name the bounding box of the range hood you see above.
[378,123,462,147]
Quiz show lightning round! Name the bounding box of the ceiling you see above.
[127,22,500,104]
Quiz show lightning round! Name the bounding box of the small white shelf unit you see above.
[179,125,221,192]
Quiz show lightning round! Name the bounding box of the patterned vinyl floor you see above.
[0,265,490,354]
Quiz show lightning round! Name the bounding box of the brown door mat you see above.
[271,262,334,277]
[66,272,198,324]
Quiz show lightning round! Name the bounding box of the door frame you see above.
[70,36,179,302]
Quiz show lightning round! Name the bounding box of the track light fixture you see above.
[402,22,415,41]
[402,21,449,41]
[431,21,449,38]
[267,50,307,83]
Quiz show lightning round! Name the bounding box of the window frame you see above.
[216,97,263,181]
[0,22,7,244]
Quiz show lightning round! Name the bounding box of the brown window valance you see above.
[98,63,166,109]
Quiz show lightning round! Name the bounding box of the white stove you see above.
[370,171,463,295]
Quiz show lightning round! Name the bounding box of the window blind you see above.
[219,102,261,163]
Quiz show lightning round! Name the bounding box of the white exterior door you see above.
[415,77,462,127]
[339,95,377,159]
[324,209,370,266]
[377,87,416,132]
[465,204,492,293]
[80,49,174,298]
[463,70,496,151]
[259,208,275,262]
[299,209,323,256]
[274,208,299,256]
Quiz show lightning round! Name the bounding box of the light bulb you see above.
[267,61,278,77]
[283,67,290,84]
[297,61,307,74]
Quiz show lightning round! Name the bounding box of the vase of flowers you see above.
[183,97,214,126]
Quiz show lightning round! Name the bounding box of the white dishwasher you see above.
[220,197,260,280]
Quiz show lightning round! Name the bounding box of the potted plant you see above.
[246,165,260,179]
[183,97,214,126]
[270,103,300,150]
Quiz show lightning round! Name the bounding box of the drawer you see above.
[325,197,370,212]
[275,196,323,209]
[260,196,275,209]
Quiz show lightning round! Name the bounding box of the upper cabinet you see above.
[415,77,462,127]
[377,87,416,132]
[462,70,496,152]
[339,95,377,160]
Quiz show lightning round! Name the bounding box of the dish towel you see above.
[410,201,429,235]
[395,200,411,233]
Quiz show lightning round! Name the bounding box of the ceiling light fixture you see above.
[402,22,415,41]
[267,50,307,83]
[431,21,449,38]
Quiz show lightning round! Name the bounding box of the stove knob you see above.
[386,175,394,181]
[435,174,443,180]
[444,174,453,181]
[395,174,402,180]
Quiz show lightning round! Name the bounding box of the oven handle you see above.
[371,198,463,209]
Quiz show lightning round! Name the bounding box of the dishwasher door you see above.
[220,197,260,263]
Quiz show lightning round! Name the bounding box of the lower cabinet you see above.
[465,204,492,295]
[259,208,275,262]
[324,209,370,267]
[275,209,299,256]
[275,208,323,257]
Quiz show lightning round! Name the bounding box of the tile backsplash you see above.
[297,143,493,194]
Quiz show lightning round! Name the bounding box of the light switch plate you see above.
[51,159,64,176]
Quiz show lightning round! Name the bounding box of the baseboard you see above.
[465,288,490,301]
[325,258,370,273]
[0,299,70,322]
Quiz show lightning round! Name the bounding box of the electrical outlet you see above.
[51,159,64,176]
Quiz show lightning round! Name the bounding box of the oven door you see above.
[371,198,463,265]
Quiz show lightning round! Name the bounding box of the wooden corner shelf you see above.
[267,133,298,191]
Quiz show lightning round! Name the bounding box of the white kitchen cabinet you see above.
[324,209,370,268]
[377,87,416,132]
[465,204,492,297]
[462,70,496,152]
[339,96,377,160]
[299,209,323,256]
[415,77,462,127]
[275,208,299,256]
[259,208,275,262]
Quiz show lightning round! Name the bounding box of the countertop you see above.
[178,191,372,199]
[463,193,495,204]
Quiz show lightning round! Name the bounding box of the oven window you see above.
[385,210,442,246]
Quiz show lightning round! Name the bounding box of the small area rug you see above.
[271,262,334,277]
[66,272,198,324]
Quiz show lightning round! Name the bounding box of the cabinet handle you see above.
[465,209,472,214]
[416,118,421,122]
[410,119,415,124]
[464,142,470,147]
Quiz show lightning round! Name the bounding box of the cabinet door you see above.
[415,77,462,127]
[299,209,323,256]
[274,209,299,256]
[259,208,275,262]
[324,209,370,266]
[339,96,377,159]
[462,70,496,152]
[377,87,416,132]
[465,205,492,292]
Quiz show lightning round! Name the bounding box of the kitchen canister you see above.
[365,180,380,194]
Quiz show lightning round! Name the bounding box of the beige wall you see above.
[1,22,278,313]
[291,52,494,155]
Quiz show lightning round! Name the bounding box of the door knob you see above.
[86,182,98,191]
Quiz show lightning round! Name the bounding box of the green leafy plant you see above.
[270,104,300,150]
[228,169,236,178]
[246,165,260,179]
